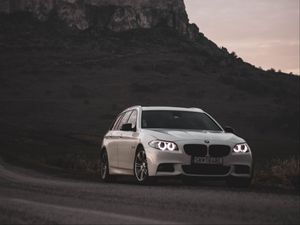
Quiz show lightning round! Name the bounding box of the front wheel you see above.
[134,147,151,185]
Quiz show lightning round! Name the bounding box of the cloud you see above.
[185,0,299,74]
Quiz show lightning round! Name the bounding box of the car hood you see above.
[142,129,245,144]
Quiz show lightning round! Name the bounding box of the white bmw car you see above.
[100,106,253,187]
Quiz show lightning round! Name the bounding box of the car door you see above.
[107,113,124,168]
[118,110,139,171]
[115,110,133,169]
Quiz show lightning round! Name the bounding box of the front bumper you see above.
[145,144,253,178]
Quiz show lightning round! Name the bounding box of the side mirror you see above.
[224,126,235,133]
[121,123,136,132]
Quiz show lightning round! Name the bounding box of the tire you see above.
[134,147,151,185]
[226,176,252,188]
[100,150,112,182]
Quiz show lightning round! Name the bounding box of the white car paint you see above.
[101,106,253,181]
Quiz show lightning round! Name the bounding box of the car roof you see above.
[122,106,204,113]
[142,106,204,112]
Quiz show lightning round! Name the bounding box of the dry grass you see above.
[62,155,98,173]
[51,154,300,190]
[254,157,300,190]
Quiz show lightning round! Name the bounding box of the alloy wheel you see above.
[134,150,148,182]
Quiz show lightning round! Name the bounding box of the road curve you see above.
[0,159,299,224]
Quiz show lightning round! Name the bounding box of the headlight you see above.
[233,143,250,153]
[149,140,178,151]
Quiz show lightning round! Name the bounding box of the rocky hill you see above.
[0,0,199,39]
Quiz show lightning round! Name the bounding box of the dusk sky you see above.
[185,0,299,75]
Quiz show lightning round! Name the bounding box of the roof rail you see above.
[123,105,141,111]
[190,107,203,111]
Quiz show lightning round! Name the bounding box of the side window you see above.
[117,110,132,130]
[112,113,124,130]
[127,110,137,129]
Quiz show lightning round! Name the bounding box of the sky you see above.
[185,0,299,75]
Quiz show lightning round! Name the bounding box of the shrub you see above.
[255,157,300,189]
[230,51,238,59]
[271,158,300,187]
[267,68,276,73]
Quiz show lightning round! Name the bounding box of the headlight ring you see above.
[149,140,178,152]
[233,143,250,153]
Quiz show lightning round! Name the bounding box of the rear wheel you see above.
[100,150,111,182]
[134,147,151,185]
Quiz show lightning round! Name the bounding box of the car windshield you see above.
[141,110,222,131]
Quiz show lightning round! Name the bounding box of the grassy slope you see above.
[0,13,299,186]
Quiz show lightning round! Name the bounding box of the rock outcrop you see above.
[0,0,199,39]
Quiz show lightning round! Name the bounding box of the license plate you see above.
[192,156,223,165]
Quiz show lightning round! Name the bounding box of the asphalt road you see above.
[0,160,299,225]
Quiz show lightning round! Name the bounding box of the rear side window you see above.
[111,113,124,130]
[116,110,132,130]
[127,110,137,129]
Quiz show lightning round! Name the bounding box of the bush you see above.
[254,157,300,189]
[230,51,238,59]
[267,68,276,73]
